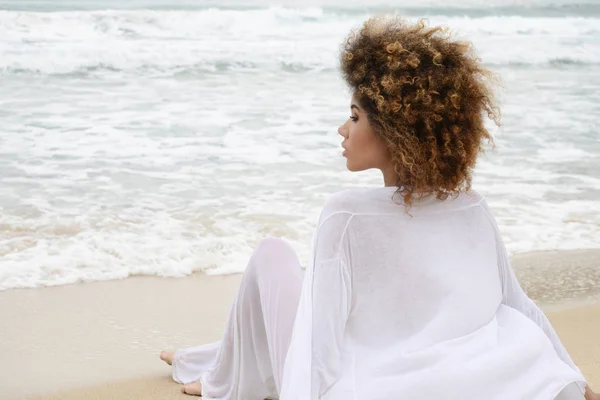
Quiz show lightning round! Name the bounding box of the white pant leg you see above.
[172,237,303,400]
[172,341,222,384]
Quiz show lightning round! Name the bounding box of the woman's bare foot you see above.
[181,381,202,396]
[160,350,174,366]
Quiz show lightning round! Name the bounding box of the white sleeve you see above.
[479,200,583,377]
[280,200,353,400]
[309,211,353,397]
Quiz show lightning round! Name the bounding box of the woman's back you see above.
[343,186,500,351]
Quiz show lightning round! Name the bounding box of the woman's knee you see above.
[248,237,300,276]
[252,237,295,262]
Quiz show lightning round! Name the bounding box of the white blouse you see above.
[280,186,586,400]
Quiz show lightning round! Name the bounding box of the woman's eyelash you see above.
[350,115,358,122]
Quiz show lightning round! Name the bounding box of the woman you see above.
[160,17,597,400]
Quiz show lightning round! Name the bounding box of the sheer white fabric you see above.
[171,187,587,400]
[555,383,586,400]
[173,237,303,399]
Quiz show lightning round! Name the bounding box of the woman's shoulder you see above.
[317,186,398,223]
[321,187,487,218]
[320,187,374,214]
[321,189,364,218]
[315,188,371,228]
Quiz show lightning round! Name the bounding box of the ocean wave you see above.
[0,60,339,78]
[334,4,600,18]
[1,7,600,41]
[486,58,600,69]
[547,57,594,66]
[0,7,600,77]
[2,0,600,17]
[1,8,599,78]
[2,58,598,78]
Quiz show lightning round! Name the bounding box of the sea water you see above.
[0,0,599,289]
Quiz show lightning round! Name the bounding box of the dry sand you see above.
[1,249,599,400]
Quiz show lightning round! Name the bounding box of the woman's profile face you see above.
[338,94,391,172]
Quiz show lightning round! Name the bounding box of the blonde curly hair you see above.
[340,16,500,208]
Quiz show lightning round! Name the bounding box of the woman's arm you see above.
[280,197,354,400]
[479,200,587,389]
[310,255,352,395]
[496,245,582,373]
[308,208,354,396]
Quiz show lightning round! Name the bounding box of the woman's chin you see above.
[344,159,359,172]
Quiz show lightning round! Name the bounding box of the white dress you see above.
[172,186,587,400]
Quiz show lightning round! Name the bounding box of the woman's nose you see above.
[338,124,346,138]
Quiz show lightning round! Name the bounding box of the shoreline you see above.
[2,249,599,399]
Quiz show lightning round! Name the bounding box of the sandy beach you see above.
[2,249,599,400]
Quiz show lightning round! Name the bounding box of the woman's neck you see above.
[381,163,400,187]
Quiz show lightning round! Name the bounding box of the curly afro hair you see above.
[340,16,500,208]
